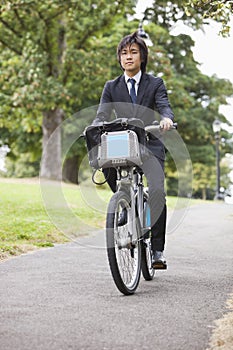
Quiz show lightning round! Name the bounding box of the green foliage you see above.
[0,179,112,259]
[145,22,233,154]
[0,0,136,117]
[144,0,208,30]
[185,0,233,36]
[0,180,68,258]
[0,0,232,195]
[146,0,233,36]
[5,152,40,178]
[142,12,233,197]
[0,0,136,178]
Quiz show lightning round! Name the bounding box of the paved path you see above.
[0,202,232,350]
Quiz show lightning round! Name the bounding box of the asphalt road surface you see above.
[0,201,232,350]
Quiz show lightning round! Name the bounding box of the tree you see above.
[0,0,136,180]
[185,0,233,36]
[1,0,232,197]
[142,2,233,197]
[143,0,233,36]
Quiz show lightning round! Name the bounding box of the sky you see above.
[135,0,233,130]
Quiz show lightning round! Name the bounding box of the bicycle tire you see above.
[141,194,155,281]
[106,190,141,295]
[141,234,155,281]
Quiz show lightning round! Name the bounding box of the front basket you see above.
[98,130,142,168]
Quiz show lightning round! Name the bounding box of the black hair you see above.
[117,32,148,73]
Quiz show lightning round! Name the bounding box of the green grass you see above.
[0,181,61,259]
[0,178,205,260]
[0,178,112,259]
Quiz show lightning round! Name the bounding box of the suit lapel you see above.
[117,75,132,103]
[136,73,147,105]
[114,75,134,117]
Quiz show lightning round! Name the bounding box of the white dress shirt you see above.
[124,70,142,95]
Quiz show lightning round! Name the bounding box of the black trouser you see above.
[103,154,166,252]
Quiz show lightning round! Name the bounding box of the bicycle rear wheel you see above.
[106,190,141,295]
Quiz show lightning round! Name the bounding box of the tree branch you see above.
[44,7,69,22]
[0,37,22,55]
[36,10,54,76]
[14,8,26,30]
[42,1,78,22]
[62,64,72,86]
[0,18,23,38]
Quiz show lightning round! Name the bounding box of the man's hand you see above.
[160,118,173,131]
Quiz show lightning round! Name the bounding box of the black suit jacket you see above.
[93,73,174,160]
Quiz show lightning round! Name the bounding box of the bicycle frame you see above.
[116,166,149,240]
[105,163,154,294]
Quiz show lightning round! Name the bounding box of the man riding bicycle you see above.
[92,32,175,269]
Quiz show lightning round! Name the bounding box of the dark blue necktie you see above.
[129,78,137,104]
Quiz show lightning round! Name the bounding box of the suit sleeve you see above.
[92,81,113,125]
[154,79,174,121]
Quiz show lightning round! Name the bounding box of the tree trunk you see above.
[63,156,79,184]
[40,108,64,180]
[202,187,207,200]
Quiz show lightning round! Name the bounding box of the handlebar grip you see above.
[145,124,160,133]
[145,122,178,133]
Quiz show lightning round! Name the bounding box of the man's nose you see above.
[126,52,132,59]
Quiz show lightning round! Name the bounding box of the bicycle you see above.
[84,118,175,295]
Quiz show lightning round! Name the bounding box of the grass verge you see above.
[0,177,204,261]
[0,178,112,260]
[0,179,64,260]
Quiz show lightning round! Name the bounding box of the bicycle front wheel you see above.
[106,191,141,295]
[141,193,155,281]
[141,233,155,281]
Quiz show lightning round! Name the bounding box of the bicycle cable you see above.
[91,169,108,185]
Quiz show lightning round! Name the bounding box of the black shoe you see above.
[152,251,167,270]
[118,208,127,226]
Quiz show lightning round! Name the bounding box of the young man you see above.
[92,32,174,269]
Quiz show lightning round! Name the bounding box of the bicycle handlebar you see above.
[145,122,177,135]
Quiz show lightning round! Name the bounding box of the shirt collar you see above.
[124,70,142,85]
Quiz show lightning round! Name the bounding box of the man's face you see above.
[120,43,142,76]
